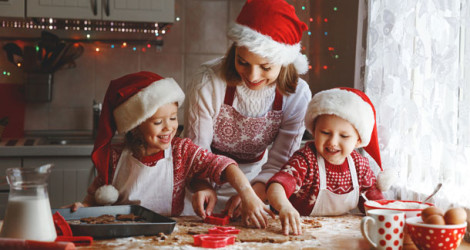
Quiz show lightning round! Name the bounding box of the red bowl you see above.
[406,217,467,250]
[364,200,434,218]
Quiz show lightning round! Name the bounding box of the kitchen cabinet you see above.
[23,157,94,209]
[0,156,94,217]
[26,0,175,22]
[0,0,25,18]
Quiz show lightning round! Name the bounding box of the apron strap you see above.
[273,89,283,111]
[317,154,327,190]
[224,86,236,105]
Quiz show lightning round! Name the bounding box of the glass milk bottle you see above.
[0,164,57,241]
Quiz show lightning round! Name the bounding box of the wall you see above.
[0,0,313,134]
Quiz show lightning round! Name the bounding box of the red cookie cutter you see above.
[53,211,93,246]
[53,212,73,236]
[56,236,93,246]
[193,234,236,248]
[208,226,240,235]
[204,213,230,225]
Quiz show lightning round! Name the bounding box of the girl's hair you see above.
[220,43,299,95]
[125,128,146,158]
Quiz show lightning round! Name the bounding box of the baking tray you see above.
[52,205,176,239]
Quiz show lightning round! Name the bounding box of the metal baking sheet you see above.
[52,205,176,239]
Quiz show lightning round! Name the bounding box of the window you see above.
[364,0,470,208]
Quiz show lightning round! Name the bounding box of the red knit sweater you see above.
[267,141,383,216]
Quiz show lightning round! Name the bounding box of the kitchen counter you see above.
[74,215,470,250]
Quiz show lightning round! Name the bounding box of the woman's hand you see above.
[223,194,242,219]
[223,182,267,219]
[278,205,302,235]
[239,191,275,229]
[192,186,217,219]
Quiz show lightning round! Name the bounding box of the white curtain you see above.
[365,0,470,208]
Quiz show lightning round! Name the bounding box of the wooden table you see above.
[74,215,470,249]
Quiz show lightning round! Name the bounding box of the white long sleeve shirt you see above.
[184,58,312,184]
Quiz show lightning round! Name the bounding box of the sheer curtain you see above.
[364,0,470,208]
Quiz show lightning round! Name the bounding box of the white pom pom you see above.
[95,185,119,205]
[293,54,309,75]
[377,169,397,192]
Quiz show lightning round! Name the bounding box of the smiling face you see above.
[234,46,282,90]
[137,103,178,156]
[313,114,362,165]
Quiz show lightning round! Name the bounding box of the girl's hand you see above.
[278,205,302,235]
[240,191,275,229]
[192,187,217,219]
[61,202,88,212]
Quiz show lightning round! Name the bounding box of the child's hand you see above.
[192,187,217,219]
[240,192,275,229]
[223,194,242,219]
[278,205,302,235]
[61,202,88,212]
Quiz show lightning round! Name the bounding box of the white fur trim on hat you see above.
[114,78,185,134]
[305,89,375,147]
[228,23,309,74]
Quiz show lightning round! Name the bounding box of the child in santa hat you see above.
[266,87,395,235]
[184,0,312,219]
[66,71,274,228]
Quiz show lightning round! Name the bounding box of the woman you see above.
[184,0,312,218]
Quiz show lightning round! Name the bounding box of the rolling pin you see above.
[0,238,75,249]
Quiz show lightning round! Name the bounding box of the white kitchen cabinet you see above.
[0,0,25,18]
[26,0,174,22]
[22,157,95,209]
[27,0,101,20]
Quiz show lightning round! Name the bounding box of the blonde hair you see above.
[220,43,299,96]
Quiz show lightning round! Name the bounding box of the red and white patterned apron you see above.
[211,85,283,211]
[211,86,283,163]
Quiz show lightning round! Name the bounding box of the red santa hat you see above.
[91,71,184,204]
[305,87,382,170]
[228,0,309,74]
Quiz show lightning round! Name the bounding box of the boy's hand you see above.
[240,191,275,229]
[278,205,302,235]
[192,187,217,219]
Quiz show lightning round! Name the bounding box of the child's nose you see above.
[327,135,339,146]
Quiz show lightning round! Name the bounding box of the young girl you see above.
[68,71,273,228]
[184,0,312,218]
[266,88,393,235]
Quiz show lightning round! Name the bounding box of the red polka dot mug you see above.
[361,209,406,250]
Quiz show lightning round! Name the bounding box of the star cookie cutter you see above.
[193,234,236,248]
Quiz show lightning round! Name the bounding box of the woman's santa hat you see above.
[305,87,395,191]
[228,0,309,74]
[91,71,185,205]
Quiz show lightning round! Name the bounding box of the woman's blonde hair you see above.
[220,43,299,95]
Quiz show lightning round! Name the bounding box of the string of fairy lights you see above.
[1,2,340,79]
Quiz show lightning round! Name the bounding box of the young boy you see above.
[266,87,390,235]
[67,71,273,228]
